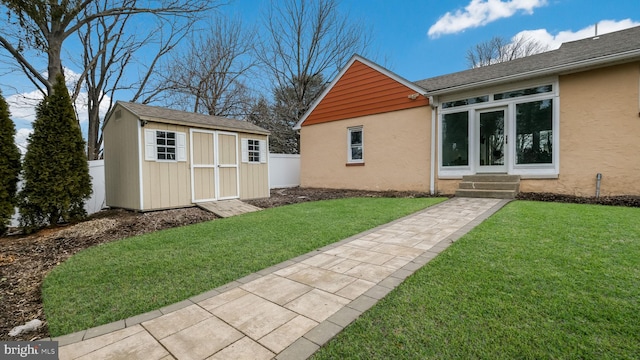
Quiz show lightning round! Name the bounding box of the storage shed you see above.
[103,101,270,211]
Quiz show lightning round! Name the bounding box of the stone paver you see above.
[56,197,508,360]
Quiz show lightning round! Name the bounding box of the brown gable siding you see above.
[303,60,429,126]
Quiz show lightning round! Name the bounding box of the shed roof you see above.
[115,101,270,135]
[415,25,640,95]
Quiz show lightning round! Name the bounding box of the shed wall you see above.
[300,106,431,191]
[238,133,270,199]
[104,108,141,209]
[141,122,192,210]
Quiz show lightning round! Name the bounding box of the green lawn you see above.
[312,201,640,359]
[42,197,444,336]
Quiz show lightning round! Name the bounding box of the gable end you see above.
[302,59,429,127]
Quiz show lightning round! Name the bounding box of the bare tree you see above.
[466,34,548,68]
[0,0,212,95]
[257,0,370,131]
[74,1,196,160]
[163,17,256,118]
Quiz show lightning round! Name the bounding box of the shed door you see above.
[190,130,239,202]
[190,130,216,202]
[217,132,239,199]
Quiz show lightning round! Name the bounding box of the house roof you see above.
[415,25,640,95]
[114,101,270,135]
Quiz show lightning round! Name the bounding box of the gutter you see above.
[429,96,437,195]
[426,49,640,96]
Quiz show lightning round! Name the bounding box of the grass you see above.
[42,197,445,336]
[312,201,640,359]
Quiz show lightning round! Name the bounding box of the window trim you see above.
[347,126,364,164]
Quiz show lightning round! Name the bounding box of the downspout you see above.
[429,96,437,195]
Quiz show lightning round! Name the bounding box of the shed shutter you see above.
[144,129,156,161]
[241,138,248,163]
[259,140,267,163]
[176,132,186,161]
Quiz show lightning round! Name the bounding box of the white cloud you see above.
[428,0,548,38]
[15,128,33,154]
[512,19,640,50]
[6,91,42,123]
[6,67,111,126]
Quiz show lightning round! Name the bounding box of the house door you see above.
[190,130,239,202]
[477,108,507,173]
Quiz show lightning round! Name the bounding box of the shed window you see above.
[156,131,176,160]
[248,139,260,162]
[241,138,267,163]
[348,127,363,163]
[144,129,186,162]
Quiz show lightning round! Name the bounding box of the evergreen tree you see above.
[19,75,92,231]
[0,90,22,235]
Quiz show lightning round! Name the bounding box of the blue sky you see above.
[225,0,640,81]
[3,0,640,149]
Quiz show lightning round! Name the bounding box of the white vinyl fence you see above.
[10,160,106,227]
[269,154,300,188]
[10,155,300,227]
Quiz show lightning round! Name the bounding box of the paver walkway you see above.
[54,197,508,360]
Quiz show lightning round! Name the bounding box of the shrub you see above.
[0,90,21,235]
[19,75,91,232]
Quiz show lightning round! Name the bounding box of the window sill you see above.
[346,162,365,167]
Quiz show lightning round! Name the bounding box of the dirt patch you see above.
[0,187,434,340]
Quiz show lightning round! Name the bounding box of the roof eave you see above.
[427,49,640,96]
[139,115,271,135]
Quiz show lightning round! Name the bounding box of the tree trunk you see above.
[47,36,64,94]
[87,101,101,160]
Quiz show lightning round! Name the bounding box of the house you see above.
[294,26,640,197]
[103,102,270,211]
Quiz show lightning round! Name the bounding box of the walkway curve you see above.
[53,197,509,360]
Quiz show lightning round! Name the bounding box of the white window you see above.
[241,138,267,163]
[348,127,363,163]
[438,81,558,178]
[156,131,176,160]
[145,129,186,162]
[248,139,261,162]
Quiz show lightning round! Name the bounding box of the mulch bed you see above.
[1,188,637,341]
[516,192,640,207]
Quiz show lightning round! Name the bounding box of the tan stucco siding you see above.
[520,62,640,196]
[300,106,431,191]
[104,108,141,209]
[238,133,269,199]
[141,122,192,209]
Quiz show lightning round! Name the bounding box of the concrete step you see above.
[462,174,521,183]
[458,181,520,191]
[455,189,517,199]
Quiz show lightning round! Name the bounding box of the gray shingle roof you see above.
[117,101,270,135]
[415,25,640,94]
